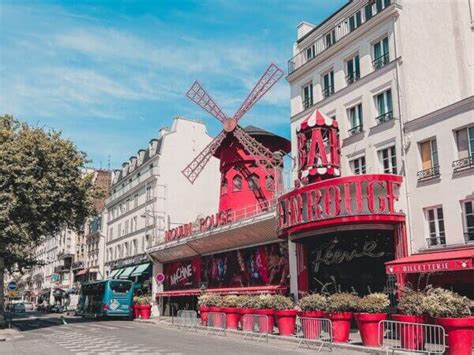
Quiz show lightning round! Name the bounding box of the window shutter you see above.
[420,141,432,170]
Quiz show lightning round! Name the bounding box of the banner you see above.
[163,258,201,290]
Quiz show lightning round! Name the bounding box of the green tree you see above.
[0,115,96,325]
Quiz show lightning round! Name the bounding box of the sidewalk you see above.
[135,316,381,354]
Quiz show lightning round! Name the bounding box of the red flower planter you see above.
[199,306,210,326]
[355,313,387,346]
[436,317,474,355]
[208,307,225,328]
[139,305,152,319]
[391,314,426,350]
[240,308,257,331]
[223,307,241,330]
[275,310,297,336]
[133,304,141,319]
[328,312,353,343]
[300,310,326,339]
[255,309,274,334]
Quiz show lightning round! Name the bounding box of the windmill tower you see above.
[182,64,291,218]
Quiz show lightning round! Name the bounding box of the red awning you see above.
[75,268,89,276]
[156,285,287,298]
[386,249,474,274]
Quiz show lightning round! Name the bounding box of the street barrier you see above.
[241,314,270,342]
[176,310,198,332]
[206,312,226,336]
[295,317,332,351]
[378,320,446,354]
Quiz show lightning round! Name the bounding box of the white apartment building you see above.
[104,116,220,298]
[288,0,473,253]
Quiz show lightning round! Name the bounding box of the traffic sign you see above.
[155,273,165,284]
[7,281,17,291]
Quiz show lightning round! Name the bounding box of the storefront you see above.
[107,254,152,295]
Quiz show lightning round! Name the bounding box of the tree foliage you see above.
[0,115,96,271]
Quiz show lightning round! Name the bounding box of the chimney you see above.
[297,21,315,41]
[121,162,129,176]
[149,139,159,157]
[129,156,137,171]
[137,149,146,165]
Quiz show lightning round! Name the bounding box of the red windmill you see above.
[182,63,291,217]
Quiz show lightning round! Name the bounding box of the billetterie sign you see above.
[165,209,233,242]
[277,174,403,232]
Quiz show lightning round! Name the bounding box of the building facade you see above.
[286,0,473,298]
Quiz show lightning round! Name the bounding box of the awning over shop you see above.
[131,263,151,277]
[156,285,287,298]
[75,269,89,276]
[108,268,123,279]
[386,248,474,274]
[119,266,136,279]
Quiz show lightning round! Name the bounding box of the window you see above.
[132,216,137,232]
[265,175,275,191]
[124,220,129,235]
[418,139,439,180]
[348,103,363,135]
[463,200,474,242]
[375,89,393,123]
[305,45,315,61]
[146,186,153,201]
[134,193,138,208]
[454,127,474,171]
[302,83,313,109]
[232,175,242,192]
[125,199,130,212]
[350,156,366,175]
[221,177,228,195]
[133,239,138,254]
[110,281,132,294]
[109,227,113,241]
[379,146,397,174]
[373,37,389,69]
[324,29,336,48]
[425,207,446,246]
[118,223,122,236]
[349,11,362,31]
[322,71,335,98]
[346,55,360,84]
[247,174,260,191]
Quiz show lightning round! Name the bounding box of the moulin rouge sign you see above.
[165,209,234,242]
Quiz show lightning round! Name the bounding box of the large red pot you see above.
[240,308,257,331]
[300,310,326,339]
[275,310,297,336]
[199,306,210,326]
[436,317,474,355]
[391,314,426,350]
[328,312,353,343]
[255,309,274,334]
[355,313,387,346]
[139,304,152,319]
[208,306,225,328]
[222,307,241,330]
[133,304,141,319]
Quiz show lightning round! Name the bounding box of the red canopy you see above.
[386,248,474,274]
[156,285,287,298]
[75,268,88,276]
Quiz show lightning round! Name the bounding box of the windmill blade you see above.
[181,130,227,184]
[233,126,283,170]
[233,64,284,123]
[186,81,228,123]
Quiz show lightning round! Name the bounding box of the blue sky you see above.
[0,0,346,168]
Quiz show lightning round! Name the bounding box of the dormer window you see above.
[232,175,242,192]
[247,174,259,191]
[221,177,228,195]
[137,149,146,165]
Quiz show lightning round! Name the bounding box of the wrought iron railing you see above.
[417,165,440,180]
[345,72,360,85]
[302,98,313,110]
[464,231,474,242]
[322,85,335,98]
[452,156,474,172]
[426,235,446,247]
[375,111,393,124]
[372,53,390,70]
[288,0,393,75]
[348,124,363,136]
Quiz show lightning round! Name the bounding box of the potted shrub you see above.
[198,294,219,326]
[298,293,327,339]
[200,294,223,327]
[237,295,257,331]
[138,296,152,319]
[355,293,389,347]
[326,292,359,343]
[271,295,297,336]
[392,289,427,350]
[423,288,473,355]
[254,294,275,334]
[221,295,241,330]
[132,296,141,319]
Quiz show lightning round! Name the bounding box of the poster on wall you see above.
[201,242,289,288]
[163,258,201,290]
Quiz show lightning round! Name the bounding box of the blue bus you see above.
[77,279,134,319]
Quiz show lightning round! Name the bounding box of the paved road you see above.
[0,316,360,355]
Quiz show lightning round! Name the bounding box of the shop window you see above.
[350,156,366,175]
[418,139,439,180]
[232,175,242,192]
[221,177,228,195]
[378,146,397,174]
[247,174,260,191]
[462,200,474,242]
[424,206,446,247]
[265,175,275,191]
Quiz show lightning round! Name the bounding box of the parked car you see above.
[11,303,26,313]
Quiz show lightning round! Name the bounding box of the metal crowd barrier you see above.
[241,314,270,343]
[206,312,226,336]
[378,320,446,354]
[176,310,198,332]
[295,317,332,351]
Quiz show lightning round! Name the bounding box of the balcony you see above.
[106,166,158,204]
[348,125,363,136]
[417,165,440,181]
[426,235,446,247]
[372,53,390,70]
[452,156,474,173]
[288,0,394,75]
[465,231,474,243]
[302,98,314,110]
[346,72,360,85]
[72,261,84,270]
[375,111,393,124]
[54,265,71,273]
[322,85,335,99]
